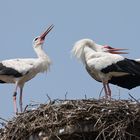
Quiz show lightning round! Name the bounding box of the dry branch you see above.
[0,99,140,140]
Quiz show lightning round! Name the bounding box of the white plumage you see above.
[1,58,50,83]
[0,25,54,113]
[72,39,124,68]
[72,39,140,99]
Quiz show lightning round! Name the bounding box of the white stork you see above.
[0,24,54,113]
[72,39,140,99]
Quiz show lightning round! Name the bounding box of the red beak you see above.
[40,24,54,40]
[104,45,128,54]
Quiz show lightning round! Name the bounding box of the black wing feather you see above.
[101,58,140,75]
[101,58,140,89]
[109,75,140,89]
[0,63,22,77]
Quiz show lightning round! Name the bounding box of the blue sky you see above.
[0,0,140,119]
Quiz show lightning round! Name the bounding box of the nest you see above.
[0,99,140,140]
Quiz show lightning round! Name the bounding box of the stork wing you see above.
[101,58,140,89]
[101,58,140,76]
[109,74,140,89]
[0,58,37,77]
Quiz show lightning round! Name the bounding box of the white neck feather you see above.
[33,45,47,58]
[33,44,51,72]
[72,39,97,64]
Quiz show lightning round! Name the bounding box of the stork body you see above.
[72,39,140,98]
[0,25,54,113]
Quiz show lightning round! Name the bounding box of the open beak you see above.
[40,24,54,40]
[104,46,128,54]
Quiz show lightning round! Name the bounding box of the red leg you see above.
[13,83,18,113]
[19,87,23,112]
[107,83,111,99]
[13,92,18,113]
[103,82,108,99]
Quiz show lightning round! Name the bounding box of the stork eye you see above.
[104,46,113,49]
[34,37,38,41]
[107,46,113,49]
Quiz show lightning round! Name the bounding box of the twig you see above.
[46,94,52,103]
[99,87,104,99]
[85,94,87,99]
[55,134,62,140]
[0,117,8,122]
[118,88,121,100]
[24,105,28,112]
[65,92,68,100]
[125,131,140,139]
[95,126,108,140]
[128,93,139,104]
[0,122,6,126]
[94,115,102,128]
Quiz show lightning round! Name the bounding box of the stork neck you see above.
[34,45,48,59]
[83,46,97,64]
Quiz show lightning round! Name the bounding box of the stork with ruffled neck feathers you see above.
[72,39,140,99]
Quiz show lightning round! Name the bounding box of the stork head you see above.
[33,24,54,47]
[103,45,128,54]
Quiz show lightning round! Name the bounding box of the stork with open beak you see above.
[0,24,54,113]
[72,39,140,99]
